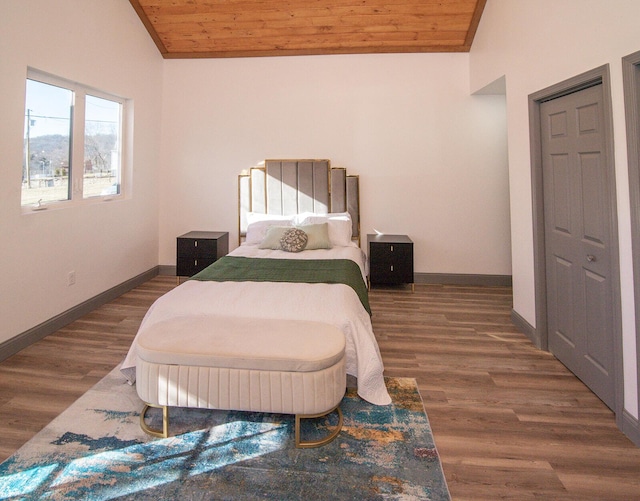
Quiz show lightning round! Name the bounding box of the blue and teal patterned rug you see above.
[0,368,450,500]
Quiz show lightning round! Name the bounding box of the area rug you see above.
[0,368,450,500]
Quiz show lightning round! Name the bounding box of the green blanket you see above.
[191,256,371,315]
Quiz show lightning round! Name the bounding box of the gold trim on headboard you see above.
[238,159,360,246]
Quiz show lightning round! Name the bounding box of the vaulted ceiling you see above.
[130,0,487,59]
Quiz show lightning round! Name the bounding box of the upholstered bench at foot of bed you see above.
[135,316,347,448]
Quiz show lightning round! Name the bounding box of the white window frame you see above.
[22,69,130,213]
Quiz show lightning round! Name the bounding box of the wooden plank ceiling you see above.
[130,0,487,59]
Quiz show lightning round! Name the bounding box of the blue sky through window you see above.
[25,79,72,138]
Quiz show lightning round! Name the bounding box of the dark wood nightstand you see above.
[368,234,414,291]
[176,231,229,279]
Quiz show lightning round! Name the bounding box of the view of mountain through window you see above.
[83,95,121,199]
[22,75,123,207]
[22,79,72,205]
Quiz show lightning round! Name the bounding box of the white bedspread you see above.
[121,243,391,406]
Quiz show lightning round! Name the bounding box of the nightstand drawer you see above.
[176,257,217,277]
[177,237,219,258]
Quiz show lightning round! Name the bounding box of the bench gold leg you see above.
[295,405,343,448]
[140,402,342,446]
[140,403,169,438]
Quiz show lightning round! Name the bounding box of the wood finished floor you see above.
[1,276,639,500]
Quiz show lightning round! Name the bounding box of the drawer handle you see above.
[390,245,394,252]
[391,265,394,272]
[194,241,198,247]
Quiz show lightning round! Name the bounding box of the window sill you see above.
[21,195,125,215]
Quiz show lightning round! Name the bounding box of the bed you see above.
[121,159,391,444]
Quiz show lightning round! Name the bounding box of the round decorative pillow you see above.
[280,228,308,252]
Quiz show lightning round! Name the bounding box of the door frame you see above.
[528,65,623,421]
[623,49,640,443]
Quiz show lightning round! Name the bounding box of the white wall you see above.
[469,0,640,418]
[0,4,511,360]
[0,0,163,344]
[158,54,511,278]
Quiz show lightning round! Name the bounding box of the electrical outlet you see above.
[68,271,76,286]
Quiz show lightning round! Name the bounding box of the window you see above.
[22,70,126,208]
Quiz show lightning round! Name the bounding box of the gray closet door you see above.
[541,83,616,409]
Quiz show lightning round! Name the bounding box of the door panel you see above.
[580,152,605,244]
[541,83,615,409]
[552,255,575,347]
[551,154,572,234]
[584,269,609,368]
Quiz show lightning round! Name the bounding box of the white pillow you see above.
[293,212,320,225]
[296,212,353,246]
[245,213,295,245]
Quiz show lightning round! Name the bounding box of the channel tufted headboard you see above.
[238,159,360,244]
